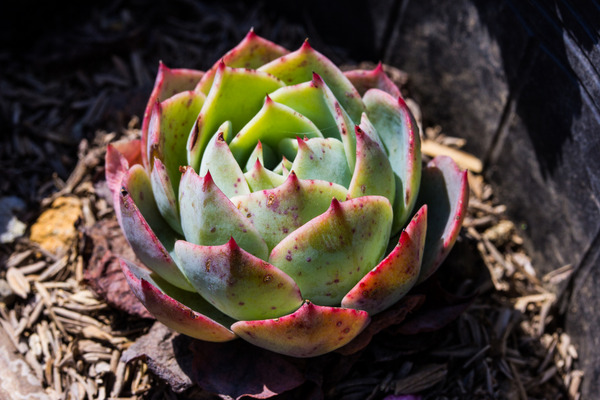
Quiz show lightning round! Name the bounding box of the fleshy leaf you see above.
[196,30,289,94]
[231,301,370,358]
[228,96,323,164]
[175,239,303,321]
[342,205,427,315]
[269,197,392,306]
[119,165,193,291]
[258,41,365,123]
[348,126,395,206]
[343,63,401,98]
[178,167,268,260]
[187,64,285,171]
[244,141,276,172]
[199,122,250,198]
[150,158,182,235]
[120,259,236,342]
[244,159,286,192]
[291,137,352,187]
[231,172,348,251]
[416,156,468,283]
[142,63,204,168]
[147,90,205,198]
[363,89,421,233]
[105,140,141,221]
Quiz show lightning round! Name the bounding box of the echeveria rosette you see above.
[105,31,469,358]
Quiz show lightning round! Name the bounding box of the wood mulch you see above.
[0,2,582,399]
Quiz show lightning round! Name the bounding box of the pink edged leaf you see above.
[147,90,205,194]
[150,158,182,235]
[244,158,286,192]
[416,156,469,283]
[187,63,284,171]
[196,29,289,94]
[142,63,204,168]
[344,63,401,98]
[199,122,250,198]
[231,301,370,358]
[363,89,421,234]
[258,41,365,123]
[120,258,236,342]
[178,167,268,260]
[105,140,141,215]
[341,206,427,315]
[119,165,193,291]
[291,137,352,187]
[269,197,392,306]
[174,238,303,321]
[83,218,152,319]
[227,95,322,164]
[231,171,348,251]
[337,294,425,356]
[189,338,305,399]
[348,126,395,206]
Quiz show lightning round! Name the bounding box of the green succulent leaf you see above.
[291,137,352,187]
[141,63,205,168]
[147,90,205,195]
[150,158,182,235]
[199,121,250,198]
[244,159,286,192]
[196,30,289,94]
[187,63,285,171]
[417,156,469,283]
[363,90,421,234]
[228,96,323,164]
[258,41,365,123]
[178,167,268,260]
[231,301,370,358]
[342,205,427,315]
[175,238,303,321]
[348,126,395,206]
[120,258,236,342]
[269,197,392,306]
[231,171,348,251]
[119,165,193,291]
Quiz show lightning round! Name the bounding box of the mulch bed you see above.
[0,2,582,399]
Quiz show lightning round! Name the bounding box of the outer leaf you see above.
[150,158,182,235]
[231,171,348,251]
[196,30,289,94]
[228,96,323,164]
[231,301,370,358]
[258,41,365,123]
[105,140,141,223]
[147,90,205,196]
[120,259,236,342]
[363,89,421,234]
[142,63,204,167]
[348,126,395,206]
[119,165,193,291]
[342,205,427,315]
[291,137,352,187]
[343,63,401,98]
[269,197,393,306]
[199,122,250,198]
[187,63,284,171]
[175,239,303,321]
[178,168,268,260]
[417,156,469,283]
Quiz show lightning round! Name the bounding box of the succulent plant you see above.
[106,31,468,358]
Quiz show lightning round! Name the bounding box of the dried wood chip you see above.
[6,267,30,299]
